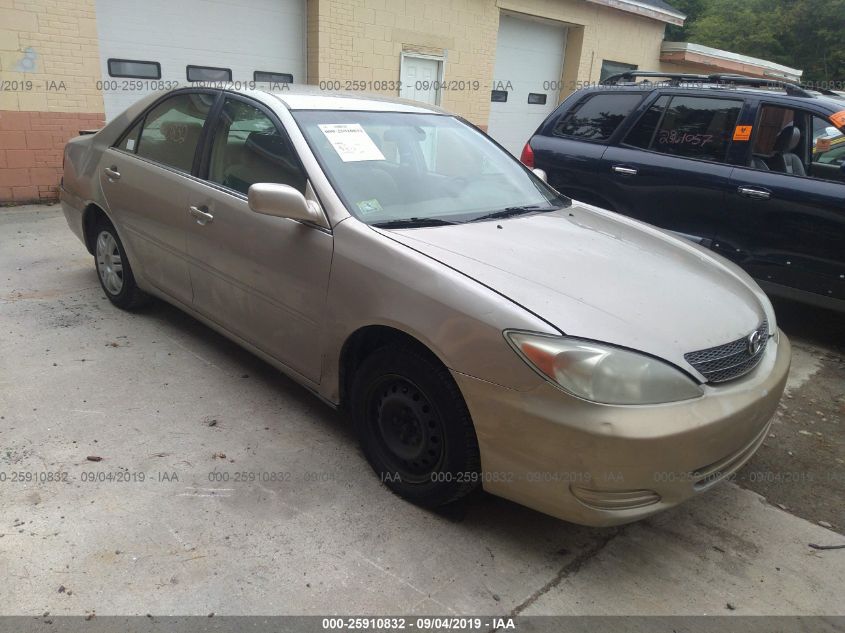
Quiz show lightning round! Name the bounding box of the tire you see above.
[350,344,481,507]
[93,218,149,310]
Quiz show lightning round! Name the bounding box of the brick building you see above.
[0,0,800,203]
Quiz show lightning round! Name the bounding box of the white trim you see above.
[661,41,803,81]
[399,52,446,106]
[584,0,686,26]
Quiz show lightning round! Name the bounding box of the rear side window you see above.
[553,93,644,141]
[136,93,214,172]
[626,95,743,162]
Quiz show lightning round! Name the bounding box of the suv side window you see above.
[746,105,845,183]
[207,98,306,195]
[136,93,214,172]
[624,95,670,149]
[626,95,742,163]
[553,93,644,141]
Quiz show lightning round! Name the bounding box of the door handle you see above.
[103,166,121,180]
[189,205,214,225]
[737,186,771,200]
[612,165,638,176]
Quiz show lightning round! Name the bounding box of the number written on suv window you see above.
[625,96,743,163]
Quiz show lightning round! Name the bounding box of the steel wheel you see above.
[366,374,446,484]
[96,230,124,296]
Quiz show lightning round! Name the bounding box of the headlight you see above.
[505,331,704,405]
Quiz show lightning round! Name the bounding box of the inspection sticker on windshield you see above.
[319,123,385,162]
[830,111,845,129]
[357,199,383,215]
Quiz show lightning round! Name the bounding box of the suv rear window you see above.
[553,93,643,141]
[625,95,743,162]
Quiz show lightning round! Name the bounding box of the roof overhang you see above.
[585,0,685,26]
[661,41,803,82]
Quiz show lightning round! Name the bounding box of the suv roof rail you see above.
[601,71,709,85]
[601,71,814,98]
[707,74,813,97]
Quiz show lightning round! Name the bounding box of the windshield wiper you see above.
[469,205,561,223]
[372,217,457,229]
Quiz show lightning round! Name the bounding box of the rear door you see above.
[717,102,845,302]
[185,95,333,383]
[531,91,645,207]
[600,93,748,245]
[100,90,217,305]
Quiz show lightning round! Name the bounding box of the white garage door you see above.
[95,0,306,120]
[487,14,567,156]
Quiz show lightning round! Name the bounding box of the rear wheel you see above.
[351,345,481,507]
[94,219,149,310]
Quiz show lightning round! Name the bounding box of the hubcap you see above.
[368,375,445,482]
[96,230,124,295]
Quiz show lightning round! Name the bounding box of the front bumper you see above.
[453,331,791,526]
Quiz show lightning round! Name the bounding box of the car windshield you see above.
[292,110,568,224]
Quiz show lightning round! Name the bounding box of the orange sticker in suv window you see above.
[733,125,753,141]
[830,111,845,128]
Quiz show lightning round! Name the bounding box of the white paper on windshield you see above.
[319,123,385,162]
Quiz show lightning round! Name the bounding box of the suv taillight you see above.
[520,142,534,169]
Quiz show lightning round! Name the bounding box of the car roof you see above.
[232,86,449,115]
[582,82,845,113]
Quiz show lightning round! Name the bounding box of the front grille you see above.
[684,320,769,383]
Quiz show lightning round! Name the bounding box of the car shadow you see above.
[773,296,845,351]
[130,294,604,542]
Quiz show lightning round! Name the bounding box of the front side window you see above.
[207,98,306,195]
[553,93,644,142]
[135,93,214,172]
[293,110,566,224]
[746,105,845,182]
[627,95,742,163]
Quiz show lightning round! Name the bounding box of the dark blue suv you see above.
[523,72,845,311]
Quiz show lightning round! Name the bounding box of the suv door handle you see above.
[103,166,121,180]
[612,165,638,176]
[189,205,214,225]
[737,186,771,200]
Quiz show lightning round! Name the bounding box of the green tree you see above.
[666,0,845,83]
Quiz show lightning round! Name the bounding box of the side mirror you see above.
[247,183,323,224]
[532,168,548,183]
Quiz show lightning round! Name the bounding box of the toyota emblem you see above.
[747,330,763,356]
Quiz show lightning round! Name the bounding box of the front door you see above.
[716,104,845,302]
[185,96,333,382]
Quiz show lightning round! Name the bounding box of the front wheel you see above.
[351,345,481,507]
[94,219,149,310]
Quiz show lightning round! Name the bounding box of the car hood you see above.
[379,203,769,377]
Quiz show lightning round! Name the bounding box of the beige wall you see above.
[307,0,500,126]
[0,0,105,202]
[0,0,104,114]
[307,0,668,126]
